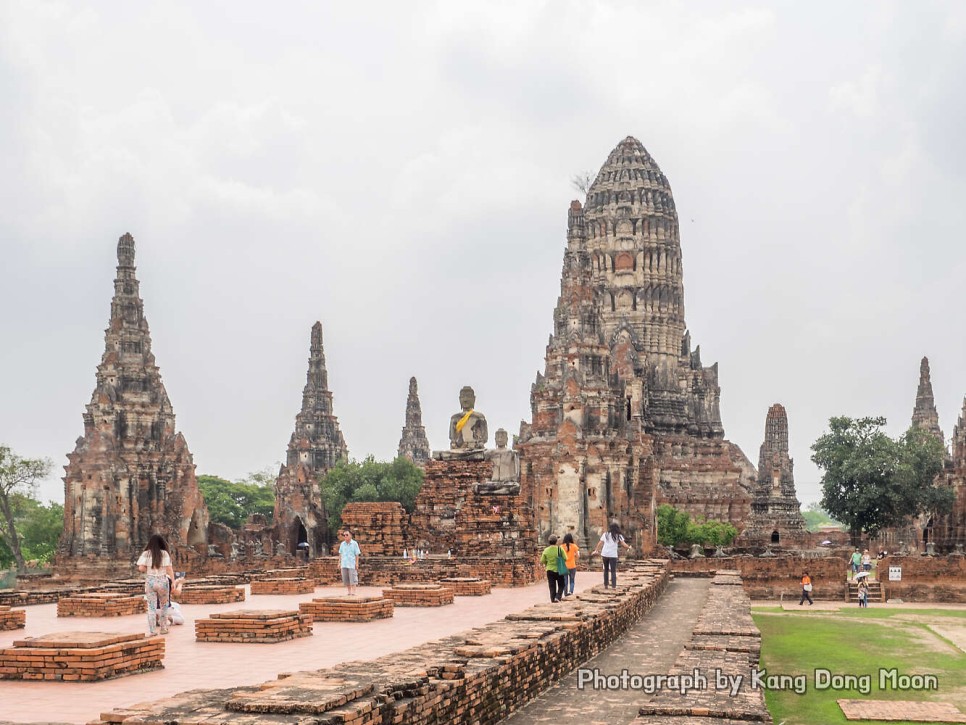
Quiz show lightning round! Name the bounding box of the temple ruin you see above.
[740,404,808,549]
[272,321,347,556]
[912,356,944,443]
[397,376,431,464]
[518,137,755,549]
[57,234,209,578]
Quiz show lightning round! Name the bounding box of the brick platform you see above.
[299,596,394,622]
[250,578,315,595]
[178,585,246,605]
[382,583,455,607]
[839,699,966,723]
[0,631,164,681]
[194,609,312,643]
[0,605,26,630]
[439,577,492,596]
[56,592,146,617]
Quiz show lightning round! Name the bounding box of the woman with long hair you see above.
[561,532,580,597]
[591,522,632,588]
[137,534,174,635]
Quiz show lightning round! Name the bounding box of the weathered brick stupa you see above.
[518,137,754,549]
[58,234,209,578]
[739,404,808,549]
[912,356,944,444]
[397,376,431,464]
[273,321,347,556]
[935,397,966,551]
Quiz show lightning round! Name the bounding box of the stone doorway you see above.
[292,518,309,556]
[770,530,780,545]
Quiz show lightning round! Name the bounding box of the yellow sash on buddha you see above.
[455,409,474,434]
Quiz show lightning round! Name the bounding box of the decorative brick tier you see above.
[309,555,538,588]
[382,583,455,607]
[0,631,164,681]
[439,578,491,596]
[56,592,146,617]
[195,610,312,643]
[179,585,246,605]
[250,578,315,596]
[0,605,26,630]
[96,561,669,723]
[299,596,394,623]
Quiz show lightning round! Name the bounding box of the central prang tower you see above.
[519,137,754,549]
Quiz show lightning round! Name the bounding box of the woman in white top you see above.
[591,522,632,588]
[136,534,174,635]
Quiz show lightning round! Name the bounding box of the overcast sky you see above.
[2,1,965,508]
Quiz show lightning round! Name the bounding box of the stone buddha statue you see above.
[448,385,488,450]
[434,386,488,460]
[477,428,521,495]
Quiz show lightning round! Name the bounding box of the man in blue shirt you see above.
[339,529,362,595]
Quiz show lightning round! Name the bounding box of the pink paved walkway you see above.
[0,581,550,724]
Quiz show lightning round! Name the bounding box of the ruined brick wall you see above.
[309,555,538,588]
[671,555,966,602]
[340,502,407,556]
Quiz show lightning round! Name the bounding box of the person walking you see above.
[799,570,814,606]
[561,533,580,597]
[539,536,567,603]
[861,549,872,572]
[136,534,174,635]
[592,522,632,588]
[338,529,362,596]
[857,579,869,608]
[850,548,862,579]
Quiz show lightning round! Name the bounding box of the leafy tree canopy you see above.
[656,504,737,548]
[319,456,424,536]
[801,502,845,532]
[197,472,276,529]
[811,416,952,542]
[0,445,53,572]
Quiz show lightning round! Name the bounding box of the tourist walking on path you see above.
[799,570,814,606]
[857,579,869,608]
[540,536,567,603]
[850,548,862,578]
[592,522,632,588]
[561,533,579,597]
[861,549,872,572]
[137,534,174,635]
[339,529,362,595]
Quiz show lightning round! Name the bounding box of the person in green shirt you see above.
[540,535,566,603]
[850,549,862,578]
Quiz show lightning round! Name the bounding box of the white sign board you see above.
[889,566,902,581]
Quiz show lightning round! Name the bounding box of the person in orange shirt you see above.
[799,570,814,606]
[561,533,580,597]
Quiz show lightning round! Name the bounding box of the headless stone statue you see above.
[275,540,286,557]
[230,541,240,560]
[435,386,488,460]
[477,428,521,495]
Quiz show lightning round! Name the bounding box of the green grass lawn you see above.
[753,610,965,725]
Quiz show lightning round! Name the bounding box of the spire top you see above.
[117,233,136,268]
[912,356,944,443]
[398,375,430,464]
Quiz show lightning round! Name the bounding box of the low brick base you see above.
[56,593,146,617]
[195,610,312,643]
[0,605,26,630]
[0,631,164,681]
[382,583,455,607]
[179,586,246,605]
[299,596,394,623]
[439,577,491,596]
[249,578,315,596]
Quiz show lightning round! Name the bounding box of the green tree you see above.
[656,503,691,547]
[0,445,53,572]
[688,518,738,547]
[800,501,844,532]
[319,456,424,536]
[811,417,952,544]
[197,474,275,529]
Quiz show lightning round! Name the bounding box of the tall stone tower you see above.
[273,321,347,555]
[519,137,753,549]
[397,377,431,464]
[911,356,944,443]
[740,404,808,548]
[59,234,209,576]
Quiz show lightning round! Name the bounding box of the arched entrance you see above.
[771,530,780,545]
[292,518,308,557]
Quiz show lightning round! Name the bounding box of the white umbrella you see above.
[854,571,869,579]
[820,540,832,546]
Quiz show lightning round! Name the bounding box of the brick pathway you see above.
[839,699,966,722]
[502,576,711,724]
[0,582,549,724]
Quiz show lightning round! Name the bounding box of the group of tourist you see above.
[539,523,633,603]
